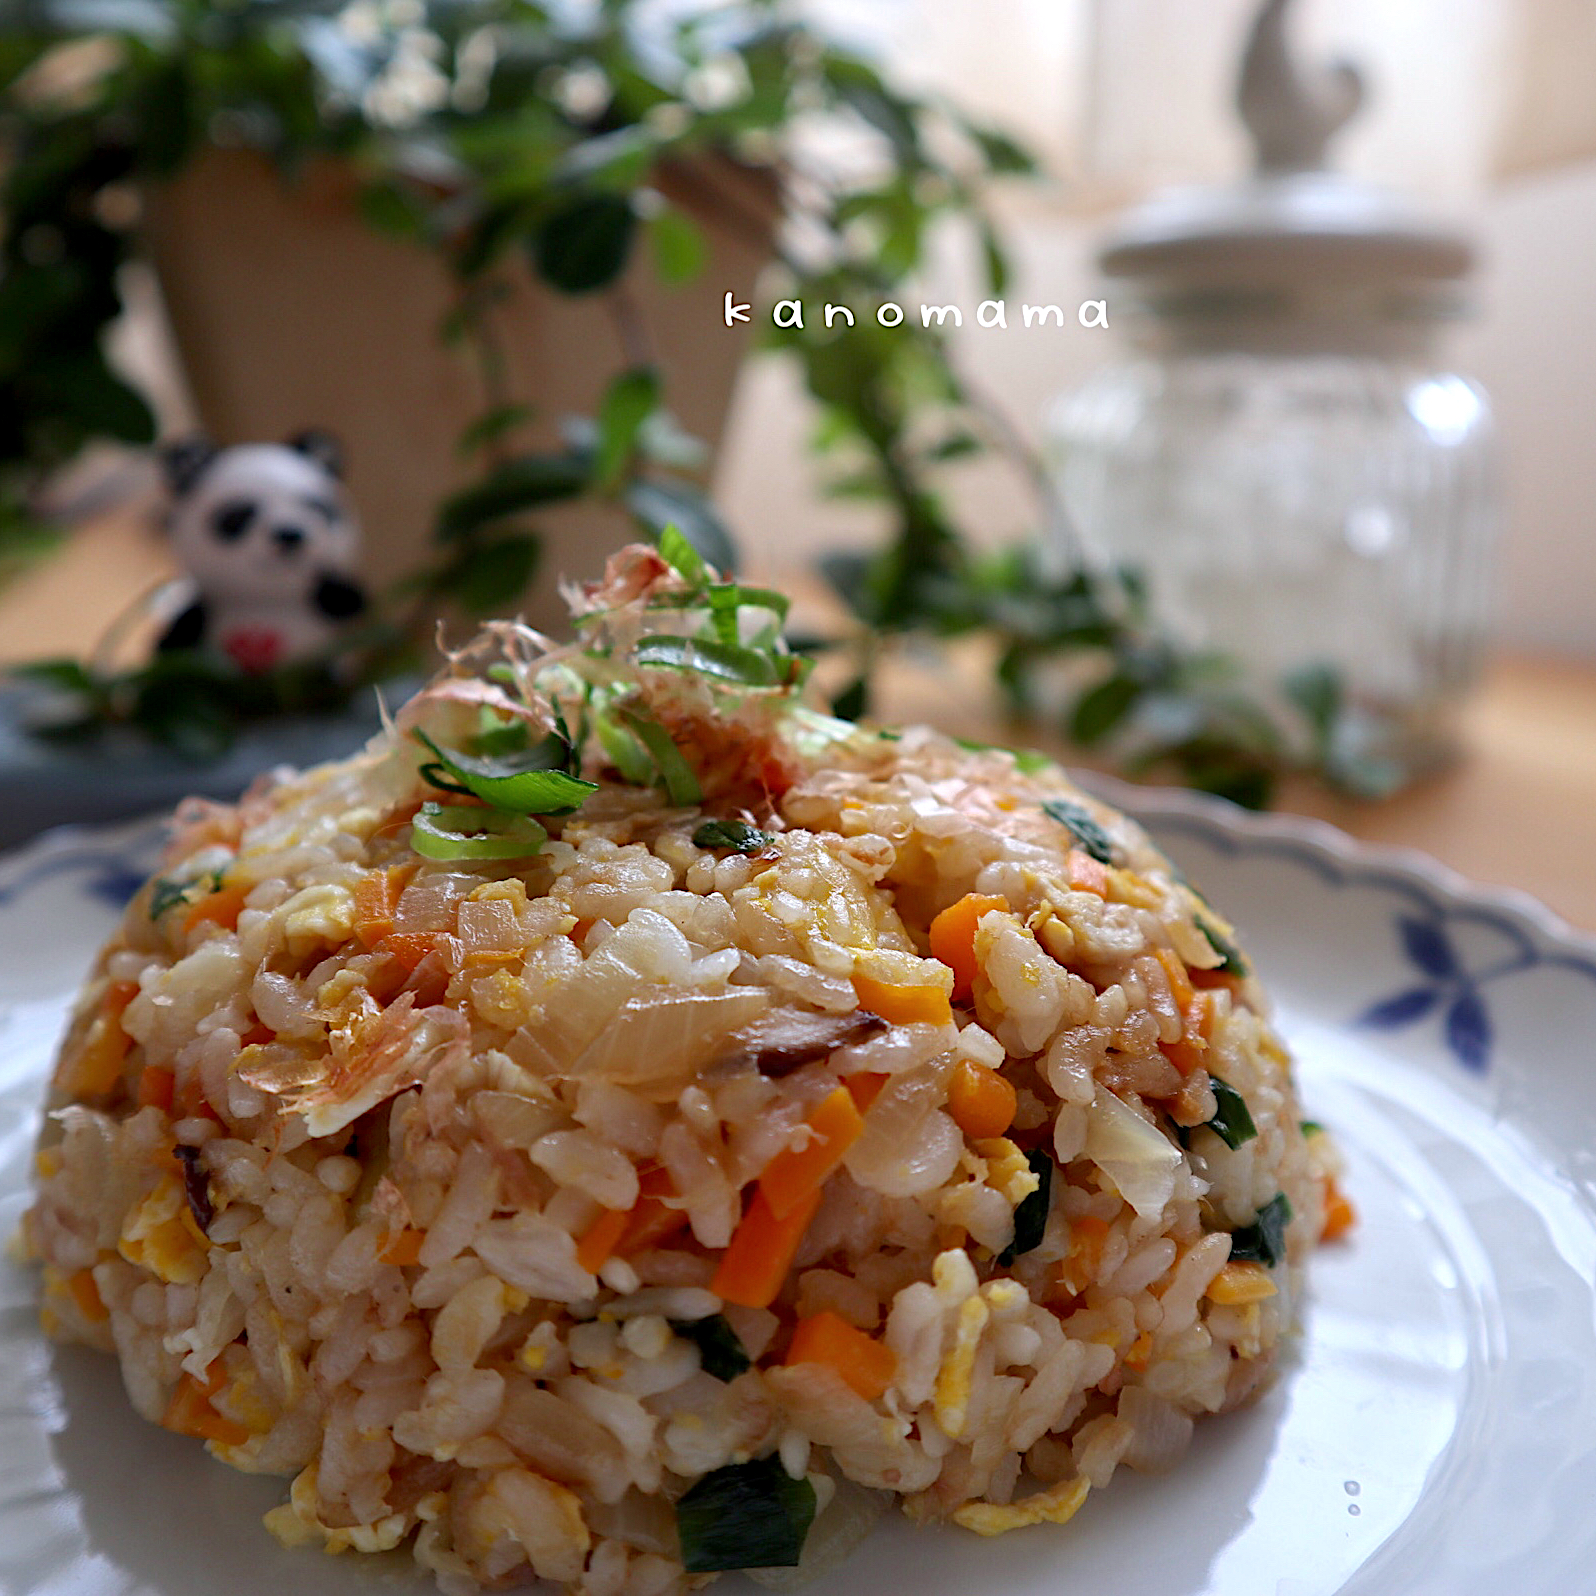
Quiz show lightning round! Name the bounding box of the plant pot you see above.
[141,149,775,627]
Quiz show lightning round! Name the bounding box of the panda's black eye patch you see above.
[211,500,256,542]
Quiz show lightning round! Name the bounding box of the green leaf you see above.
[455,403,535,461]
[1228,1193,1292,1268]
[830,675,867,721]
[675,1456,816,1573]
[997,1148,1052,1266]
[1283,661,1343,750]
[1195,914,1248,977]
[692,819,772,853]
[594,367,660,491]
[1040,797,1116,865]
[412,729,596,815]
[411,801,548,862]
[969,125,1037,174]
[531,193,637,295]
[443,534,540,615]
[633,634,778,687]
[9,658,96,696]
[619,708,701,804]
[1069,672,1141,747]
[649,207,707,284]
[626,478,738,574]
[978,218,1010,296]
[1205,1079,1258,1150]
[436,455,590,541]
[670,1314,751,1382]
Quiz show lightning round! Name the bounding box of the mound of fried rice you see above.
[25,544,1344,1593]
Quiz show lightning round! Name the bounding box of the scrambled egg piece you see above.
[953,1475,1090,1536]
[119,1173,208,1284]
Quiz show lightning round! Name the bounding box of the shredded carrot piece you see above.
[1058,1214,1110,1295]
[377,931,439,973]
[183,882,249,935]
[379,1228,425,1267]
[759,1086,864,1221]
[353,865,413,951]
[844,1072,890,1113]
[137,1065,175,1113]
[1154,947,1196,1014]
[163,1366,249,1447]
[616,1166,690,1256]
[851,974,952,1028]
[1322,1175,1356,1242]
[66,1267,108,1323]
[947,1059,1018,1142]
[104,979,140,1019]
[1065,850,1109,897]
[1207,1261,1278,1305]
[928,893,1009,1001]
[60,1012,131,1098]
[711,1185,823,1309]
[786,1310,897,1400]
[576,1207,631,1275]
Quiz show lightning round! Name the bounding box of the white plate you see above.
[2,796,1594,1596]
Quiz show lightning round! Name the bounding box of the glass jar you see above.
[1048,275,1499,792]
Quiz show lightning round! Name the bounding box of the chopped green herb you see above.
[1299,1120,1324,1138]
[997,1148,1053,1266]
[633,634,780,687]
[1228,1192,1292,1268]
[1012,748,1053,776]
[1196,915,1248,977]
[1206,1079,1258,1150]
[692,819,773,853]
[413,729,596,816]
[675,1455,816,1573]
[658,522,708,587]
[670,1314,751,1382]
[619,709,701,805]
[410,802,547,862]
[148,868,222,920]
[1040,797,1116,865]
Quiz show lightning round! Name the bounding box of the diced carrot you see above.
[377,931,439,973]
[1065,850,1109,897]
[353,865,414,951]
[851,974,952,1028]
[928,893,1009,1001]
[1057,1214,1110,1295]
[163,1367,250,1447]
[711,1185,823,1309]
[1154,947,1196,1015]
[786,1310,897,1401]
[844,1072,890,1113]
[1206,1261,1278,1305]
[137,1065,175,1113]
[379,1228,425,1267]
[1160,1032,1208,1077]
[1190,967,1241,992]
[947,1059,1017,1142]
[66,1267,108,1323]
[611,1165,690,1258]
[1322,1175,1356,1242]
[104,979,140,1019]
[576,1207,631,1275]
[59,1012,131,1098]
[173,1071,224,1127]
[759,1087,864,1221]
[183,882,249,935]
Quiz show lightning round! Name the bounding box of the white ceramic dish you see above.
[2,793,1593,1596]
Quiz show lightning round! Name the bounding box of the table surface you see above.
[5,506,1595,932]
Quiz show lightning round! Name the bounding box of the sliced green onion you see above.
[657,523,708,587]
[592,711,656,785]
[1299,1119,1324,1138]
[1206,1079,1258,1149]
[619,709,701,805]
[997,1148,1053,1266]
[1196,914,1248,977]
[670,1314,750,1382]
[632,634,779,687]
[675,1455,815,1573]
[413,729,596,815]
[410,802,547,861]
[692,819,772,853]
[148,868,223,920]
[1041,797,1116,865]
[1228,1192,1292,1267]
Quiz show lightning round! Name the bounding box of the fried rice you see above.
[24,540,1348,1593]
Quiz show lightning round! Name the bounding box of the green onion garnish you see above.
[413,729,596,816]
[997,1148,1053,1266]
[1041,797,1116,865]
[1196,915,1248,977]
[619,709,701,805]
[148,867,224,920]
[675,1456,816,1573]
[1228,1192,1292,1268]
[1206,1080,1258,1150]
[670,1314,751,1383]
[1299,1119,1324,1138]
[658,522,708,586]
[692,819,772,853]
[410,802,547,862]
[633,634,780,687]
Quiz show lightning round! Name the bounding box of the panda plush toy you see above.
[157,430,368,674]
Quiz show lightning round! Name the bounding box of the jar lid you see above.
[1097,0,1474,288]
